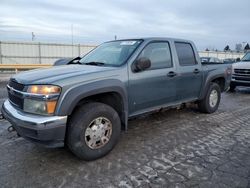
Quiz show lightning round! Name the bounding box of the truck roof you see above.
[107,37,194,44]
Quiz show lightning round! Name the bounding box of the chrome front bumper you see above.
[1,100,67,147]
[231,78,250,86]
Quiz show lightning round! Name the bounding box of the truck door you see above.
[128,41,177,115]
[174,42,203,101]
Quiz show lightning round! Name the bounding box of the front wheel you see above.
[198,83,221,113]
[67,102,121,160]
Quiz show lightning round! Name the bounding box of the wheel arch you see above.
[199,74,225,100]
[211,77,225,92]
[56,79,128,130]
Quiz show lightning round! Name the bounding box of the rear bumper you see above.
[1,100,67,148]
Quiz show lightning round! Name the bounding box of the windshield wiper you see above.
[82,61,106,66]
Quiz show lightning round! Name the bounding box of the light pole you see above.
[71,24,74,57]
[32,32,35,41]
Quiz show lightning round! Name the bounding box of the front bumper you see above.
[1,100,67,148]
[231,79,250,87]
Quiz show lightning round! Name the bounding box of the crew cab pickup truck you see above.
[1,38,232,160]
[230,51,250,91]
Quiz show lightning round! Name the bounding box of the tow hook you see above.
[7,126,15,133]
[0,113,4,120]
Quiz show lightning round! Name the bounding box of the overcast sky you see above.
[0,0,249,50]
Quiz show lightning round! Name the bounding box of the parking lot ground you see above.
[0,83,250,187]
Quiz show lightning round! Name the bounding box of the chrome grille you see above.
[234,69,250,75]
[8,79,25,91]
[7,79,24,109]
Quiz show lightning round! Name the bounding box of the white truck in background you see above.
[230,51,250,91]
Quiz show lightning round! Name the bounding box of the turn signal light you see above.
[46,101,57,114]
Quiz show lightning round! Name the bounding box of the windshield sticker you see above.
[120,41,137,45]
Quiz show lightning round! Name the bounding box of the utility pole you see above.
[0,41,2,64]
[114,35,117,40]
[32,32,35,41]
[71,24,74,57]
[71,24,74,45]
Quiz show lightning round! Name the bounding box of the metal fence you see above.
[199,51,244,59]
[0,41,245,65]
[0,41,96,65]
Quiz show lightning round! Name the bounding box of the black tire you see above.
[67,102,121,160]
[198,83,221,113]
[229,83,236,92]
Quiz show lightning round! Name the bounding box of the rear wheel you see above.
[67,102,121,160]
[198,83,221,113]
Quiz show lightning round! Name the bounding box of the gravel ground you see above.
[0,75,250,188]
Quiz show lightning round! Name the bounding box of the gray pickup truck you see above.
[1,38,232,160]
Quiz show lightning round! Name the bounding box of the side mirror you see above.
[133,57,151,72]
[236,57,241,62]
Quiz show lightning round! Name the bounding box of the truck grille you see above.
[234,69,250,75]
[233,68,250,82]
[9,79,25,91]
[8,79,24,109]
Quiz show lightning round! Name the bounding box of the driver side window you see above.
[138,42,172,70]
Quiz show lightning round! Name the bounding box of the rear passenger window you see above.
[175,42,196,66]
[138,42,172,70]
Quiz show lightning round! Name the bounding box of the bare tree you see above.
[244,43,250,51]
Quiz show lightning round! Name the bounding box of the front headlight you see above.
[27,85,61,95]
[23,85,61,115]
[24,99,58,115]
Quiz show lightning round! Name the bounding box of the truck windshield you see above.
[79,40,142,66]
[241,52,250,61]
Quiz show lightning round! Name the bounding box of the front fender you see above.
[55,79,128,117]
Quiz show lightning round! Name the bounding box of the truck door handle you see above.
[167,71,177,77]
[193,69,200,74]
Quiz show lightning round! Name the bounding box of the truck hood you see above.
[233,61,250,69]
[11,65,117,85]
